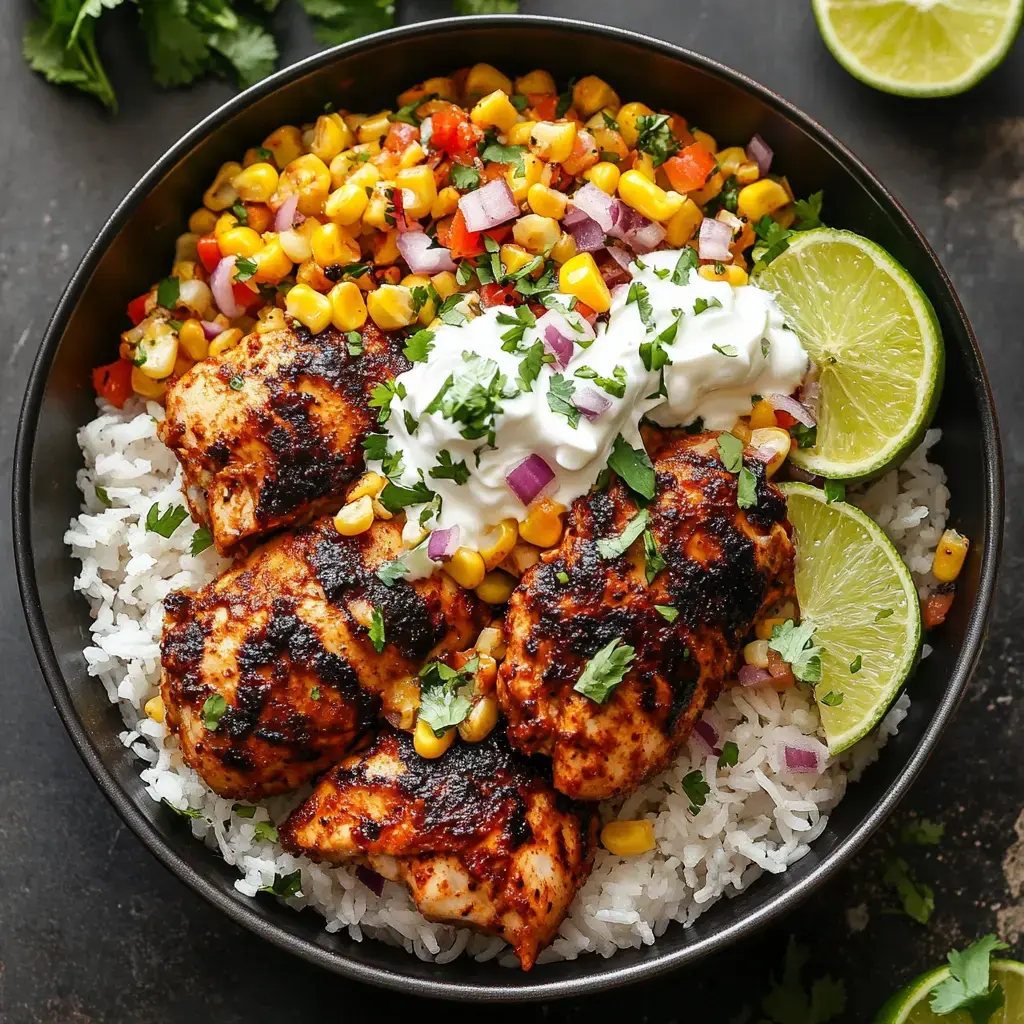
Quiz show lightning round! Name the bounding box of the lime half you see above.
[756,228,943,480]
[876,960,1024,1022]
[813,0,1023,97]
[780,482,921,754]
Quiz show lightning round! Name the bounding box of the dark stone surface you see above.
[1,0,1022,1020]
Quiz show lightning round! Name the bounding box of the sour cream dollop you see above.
[372,248,808,553]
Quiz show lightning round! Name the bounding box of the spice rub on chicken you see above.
[281,727,598,970]
[158,319,409,555]
[160,517,487,800]
[498,430,796,802]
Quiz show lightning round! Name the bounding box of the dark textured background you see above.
[2,1,1022,1020]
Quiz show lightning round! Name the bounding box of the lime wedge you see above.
[755,228,943,480]
[876,960,1024,1022]
[813,0,1023,97]
[779,482,921,754]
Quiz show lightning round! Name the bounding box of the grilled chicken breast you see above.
[498,430,796,801]
[159,320,408,555]
[281,728,597,969]
[160,517,486,799]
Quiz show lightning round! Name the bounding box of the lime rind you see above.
[780,482,921,754]
[813,0,1024,98]
[875,960,1024,1022]
[756,228,944,482]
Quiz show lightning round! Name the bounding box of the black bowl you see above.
[13,14,1003,1002]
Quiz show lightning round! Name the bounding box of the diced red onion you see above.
[738,664,772,687]
[747,134,774,176]
[606,245,633,270]
[798,379,822,419]
[355,865,386,897]
[506,454,555,506]
[564,209,606,252]
[698,217,733,261]
[783,743,822,774]
[694,719,720,755]
[608,203,666,254]
[458,179,518,232]
[536,309,577,368]
[573,387,611,421]
[209,256,243,319]
[596,249,633,289]
[768,393,816,427]
[274,194,305,233]
[397,230,457,274]
[427,525,460,561]
[570,183,620,232]
[201,320,222,340]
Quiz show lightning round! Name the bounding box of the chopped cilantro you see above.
[368,379,406,425]
[190,526,213,555]
[793,190,824,231]
[820,691,844,706]
[347,331,363,356]
[377,557,410,587]
[450,163,480,191]
[883,857,935,924]
[753,215,793,268]
[671,247,700,285]
[253,820,278,843]
[737,466,758,509]
[157,276,180,309]
[95,485,111,507]
[259,869,302,899]
[429,449,470,485]
[426,352,512,441]
[596,509,649,560]
[693,296,723,316]
[655,605,679,622]
[555,76,576,118]
[233,804,256,818]
[790,422,817,448]
[498,304,536,352]
[716,432,744,473]
[403,328,435,363]
[682,769,710,814]
[361,433,389,462]
[390,92,435,126]
[146,502,189,538]
[601,110,620,131]
[607,434,656,499]
[163,800,203,820]
[310,686,321,702]
[643,529,665,583]
[712,342,738,358]
[824,479,845,504]
[231,200,248,225]
[547,373,580,428]
[201,693,227,731]
[234,255,258,282]
[627,280,655,332]
[368,606,386,653]
[718,741,739,768]
[768,619,823,683]
[555,570,570,584]
[378,478,435,514]
[634,113,678,166]
[902,818,945,846]
[849,654,862,674]
[480,136,526,174]
[573,637,635,704]
[516,340,550,392]
[418,658,477,736]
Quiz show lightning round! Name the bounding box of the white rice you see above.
[65,399,947,966]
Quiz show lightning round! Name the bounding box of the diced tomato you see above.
[594,251,632,290]
[922,590,955,629]
[480,283,521,308]
[384,121,420,153]
[573,301,599,328]
[766,649,796,689]
[663,143,717,193]
[447,209,513,260]
[126,293,150,326]
[197,234,222,273]
[775,410,798,429]
[528,93,558,121]
[547,164,575,193]
[527,301,547,319]
[484,225,512,245]
[232,282,262,310]
[429,107,481,160]
[92,358,134,408]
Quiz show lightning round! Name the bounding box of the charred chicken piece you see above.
[498,430,796,801]
[281,728,598,970]
[159,320,408,555]
[160,517,486,800]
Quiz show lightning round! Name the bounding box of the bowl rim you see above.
[12,13,1004,1002]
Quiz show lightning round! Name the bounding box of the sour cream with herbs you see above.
[372,248,808,552]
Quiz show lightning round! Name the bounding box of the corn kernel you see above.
[515,69,556,95]
[178,319,209,361]
[457,696,499,742]
[362,183,399,230]
[933,529,969,583]
[188,207,218,235]
[347,472,385,502]
[550,232,577,264]
[431,271,459,299]
[209,328,243,357]
[401,273,436,323]
[689,171,724,206]
[171,258,197,282]
[519,497,565,548]
[749,427,791,478]
[698,263,749,286]
[744,639,770,669]
[573,75,620,119]
[251,237,293,285]
[357,111,392,144]
[692,128,718,153]
[395,165,437,218]
[528,121,577,164]
[465,63,513,99]
[286,283,333,333]
[475,570,517,606]
[257,307,287,334]
[203,161,243,212]
[513,214,561,255]
[773,205,797,230]
[715,146,748,179]
[397,141,427,170]
[279,228,312,264]
[756,616,786,642]
[431,186,460,219]
[475,625,507,660]
[505,541,541,576]
[311,222,360,268]
[214,213,237,238]
[262,125,303,169]
[616,102,654,148]
[527,183,567,220]
[324,182,370,226]
[471,89,519,133]
[664,199,704,247]
[232,162,280,204]
[137,322,179,380]
[325,281,366,332]
[633,152,657,182]
[218,226,263,259]
[505,152,546,203]
[499,244,536,278]
[618,170,685,223]
[367,284,416,330]
[277,153,332,216]
[311,113,353,163]
[508,121,536,146]
[329,146,380,188]
[414,716,456,758]
[737,178,791,221]
[583,161,620,195]
[130,365,167,400]
[444,547,487,589]
[333,495,374,536]
[736,161,761,186]
[370,230,401,266]
[558,252,611,312]
[601,819,656,856]
[749,399,778,430]
[144,695,166,723]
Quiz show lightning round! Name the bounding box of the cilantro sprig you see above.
[930,935,1009,1022]
[573,638,635,704]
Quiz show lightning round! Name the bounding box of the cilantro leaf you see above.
[233,803,257,818]
[753,215,793,268]
[429,449,470,485]
[901,818,945,846]
[627,281,655,332]
[390,92,434,126]
[737,466,758,509]
[547,373,580,428]
[418,659,475,735]
[426,352,510,440]
[207,18,278,89]
[682,770,709,813]
[596,509,649,560]
[361,433,389,462]
[883,857,935,924]
[299,0,395,46]
[403,328,435,363]
[377,557,410,587]
[793,190,824,231]
[655,604,678,622]
[190,526,214,555]
[163,799,203,819]
[450,163,481,191]
[824,479,845,504]
[768,619,823,683]
[138,0,211,88]
[634,113,678,166]
[573,637,635,704]
[931,935,1009,1022]
[146,503,189,538]
[480,137,527,173]
[712,342,738,358]
[259,869,303,898]
[761,938,846,1024]
[671,247,700,285]
[516,340,550,393]
[555,76,576,118]
[157,277,180,309]
[693,296,723,316]
[790,422,818,449]
[202,693,227,731]
[716,432,744,473]
[368,379,405,425]
[368,606,386,652]
[607,434,656,499]
[643,529,666,583]
[378,478,435,513]
[718,741,739,768]
[253,820,279,843]
[95,485,112,506]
